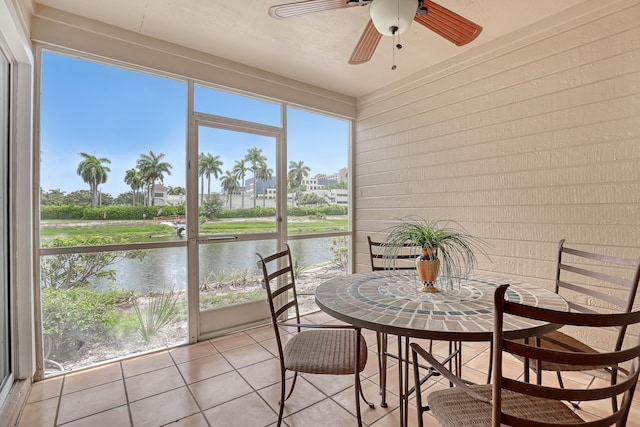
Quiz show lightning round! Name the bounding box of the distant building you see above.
[144,168,346,207]
[152,184,169,206]
[307,188,348,205]
[245,177,276,198]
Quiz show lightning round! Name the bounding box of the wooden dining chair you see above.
[257,244,374,427]
[524,240,640,400]
[411,284,640,427]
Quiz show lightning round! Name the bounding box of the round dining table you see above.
[315,270,569,427]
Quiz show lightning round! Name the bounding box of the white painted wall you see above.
[354,0,640,349]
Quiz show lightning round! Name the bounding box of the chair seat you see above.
[518,330,602,372]
[428,384,584,427]
[284,329,367,375]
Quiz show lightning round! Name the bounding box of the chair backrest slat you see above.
[557,280,627,309]
[271,282,293,300]
[559,263,634,288]
[562,246,640,267]
[274,299,297,320]
[267,265,292,283]
[367,235,419,271]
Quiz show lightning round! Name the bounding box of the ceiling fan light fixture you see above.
[369,0,418,36]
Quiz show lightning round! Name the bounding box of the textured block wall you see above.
[353,0,640,348]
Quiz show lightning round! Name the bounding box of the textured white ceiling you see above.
[35,0,589,97]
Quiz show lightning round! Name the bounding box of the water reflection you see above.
[91,237,343,291]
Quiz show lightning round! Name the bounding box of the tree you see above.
[244,147,267,208]
[124,168,144,205]
[41,188,67,206]
[136,151,173,206]
[167,186,186,195]
[198,152,223,203]
[76,152,111,207]
[325,181,348,190]
[299,192,327,206]
[255,161,273,208]
[64,190,93,206]
[288,160,310,207]
[232,159,248,209]
[113,191,133,206]
[220,170,240,209]
[201,194,224,219]
[100,192,114,206]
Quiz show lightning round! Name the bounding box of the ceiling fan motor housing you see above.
[369,0,419,36]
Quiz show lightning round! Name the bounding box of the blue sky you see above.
[40,51,348,196]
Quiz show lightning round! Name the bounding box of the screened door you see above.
[189,110,284,337]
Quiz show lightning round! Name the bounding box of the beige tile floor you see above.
[17,311,640,427]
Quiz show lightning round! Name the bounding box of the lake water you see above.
[90,237,344,292]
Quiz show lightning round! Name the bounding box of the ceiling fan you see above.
[269,0,482,65]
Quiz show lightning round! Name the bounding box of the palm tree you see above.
[76,152,111,207]
[167,186,186,195]
[220,170,240,209]
[136,150,173,206]
[288,160,310,207]
[198,152,223,202]
[255,161,273,208]
[232,159,248,209]
[124,168,143,205]
[245,146,267,208]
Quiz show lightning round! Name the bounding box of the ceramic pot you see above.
[415,247,440,292]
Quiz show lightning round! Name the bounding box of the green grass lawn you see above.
[40,217,348,244]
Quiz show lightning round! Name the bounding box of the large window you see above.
[39,52,189,374]
[286,107,350,311]
[38,51,352,375]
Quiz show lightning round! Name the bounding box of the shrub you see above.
[40,205,187,220]
[216,206,276,218]
[329,236,349,268]
[41,287,131,361]
[40,205,85,220]
[200,194,225,219]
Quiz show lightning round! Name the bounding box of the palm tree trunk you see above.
[253,173,257,208]
[241,177,245,209]
[91,183,98,207]
[200,175,204,205]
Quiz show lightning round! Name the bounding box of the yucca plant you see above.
[382,217,489,284]
[133,288,179,343]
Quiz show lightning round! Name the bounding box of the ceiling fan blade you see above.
[349,20,382,64]
[269,0,354,19]
[413,0,482,46]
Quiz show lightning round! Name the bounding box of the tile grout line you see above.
[166,343,212,427]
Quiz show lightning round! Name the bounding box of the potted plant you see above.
[382,217,488,292]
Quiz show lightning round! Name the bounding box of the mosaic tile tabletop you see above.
[315,271,569,341]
